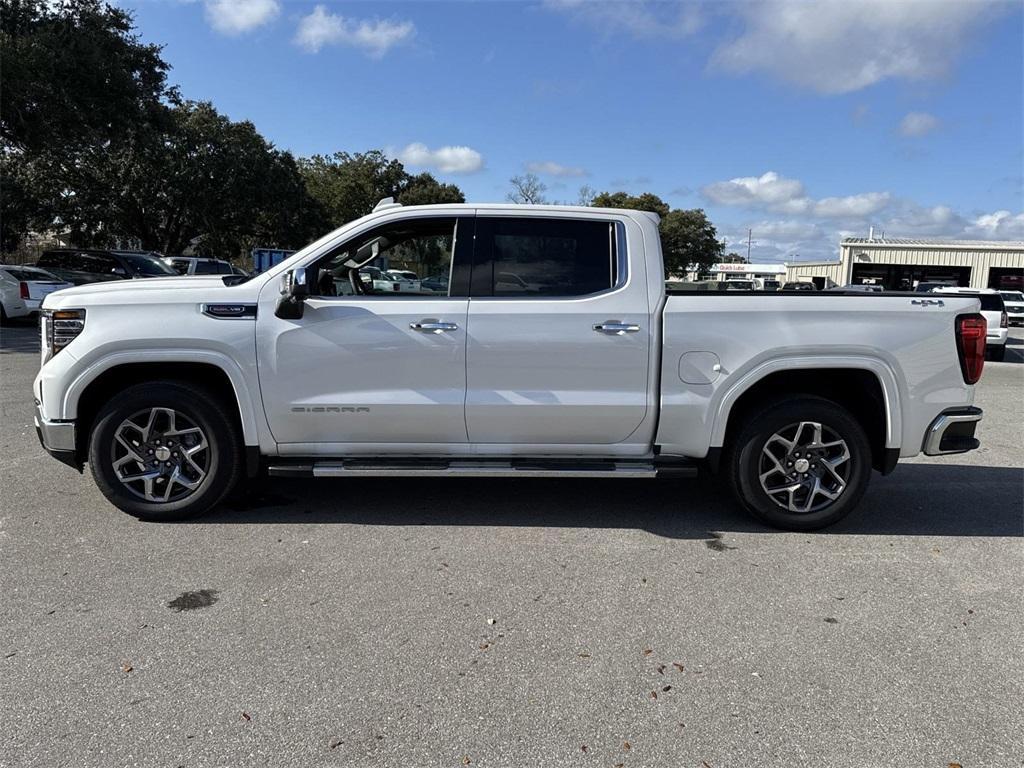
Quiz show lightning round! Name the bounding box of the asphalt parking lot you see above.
[1,322,1022,768]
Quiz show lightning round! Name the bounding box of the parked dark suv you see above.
[36,249,176,285]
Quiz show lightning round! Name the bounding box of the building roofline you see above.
[842,237,1024,251]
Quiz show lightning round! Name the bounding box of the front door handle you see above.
[593,321,641,335]
[410,320,458,333]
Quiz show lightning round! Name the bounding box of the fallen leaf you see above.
[649,690,658,699]
[622,741,631,751]
[462,757,471,765]
[580,745,588,753]
[657,664,666,675]
[824,617,839,624]
[662,685,672,692]
[948,764,962,768]
[967,609,974,615]
[672,663,684,672]
[121,663,133,673]
[578,652,591,658]
[241,712,251,722]
[642,649,653,656]
[329,740,343,749]
[703,762,713,768]
[479,643,490,650]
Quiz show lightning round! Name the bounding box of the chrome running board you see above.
[267,457,698,479]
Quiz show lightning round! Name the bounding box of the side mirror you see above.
[275,267,311,319]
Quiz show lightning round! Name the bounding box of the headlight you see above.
[43,309,86,355]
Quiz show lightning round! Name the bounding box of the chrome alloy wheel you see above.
[110,407,210,503]
[758,421,851,514]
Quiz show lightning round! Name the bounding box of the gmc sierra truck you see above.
[34,202,987,530]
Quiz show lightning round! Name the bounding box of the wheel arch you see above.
[66,353,261,465]
[712,359,901,474]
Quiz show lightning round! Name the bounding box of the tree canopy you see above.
[0,1,467,260]
[592,191,724,276]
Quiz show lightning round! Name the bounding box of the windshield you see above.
[121,254,177,276]
[999,291,1023,302]
[2,267,60,281]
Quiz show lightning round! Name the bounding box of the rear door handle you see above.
[593,322,640,335]
[410,320,458,333]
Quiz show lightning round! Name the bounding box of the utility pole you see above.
[747,229,752,262]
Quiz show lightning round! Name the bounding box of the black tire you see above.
[726,396,873,531]
[88,381,242,521]
[987,345,1006,362]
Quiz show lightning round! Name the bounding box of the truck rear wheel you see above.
[88,382,242,521]
[727,396,872,530]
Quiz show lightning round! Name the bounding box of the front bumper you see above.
[922,406,983,456]
[34,403,81,471]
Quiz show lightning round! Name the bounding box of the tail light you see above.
[1001,311,1008,328]
[19,282,29,299]
[955,314,986,384]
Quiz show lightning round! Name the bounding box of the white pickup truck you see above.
[34,201,988,530]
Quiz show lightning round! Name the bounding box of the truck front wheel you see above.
[88,382,242,521]
[727,396,872,530]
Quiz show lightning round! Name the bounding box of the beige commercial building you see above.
[785,237,1024,291]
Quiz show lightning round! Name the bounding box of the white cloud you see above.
[294,6,415,57]
[205,0,279,36]
[965,210,1024,240]
[701,171,807,209]
[526,161,588,178]
[702,171,893,220]
[711,0,1005,94]
[813,193,892,218]
[899,112,940,137]
[545,0,702,40]
[395,142,484,174]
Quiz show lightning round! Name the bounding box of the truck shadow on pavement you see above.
[209,463,1024,539]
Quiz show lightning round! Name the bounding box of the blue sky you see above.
[124,0,1023,261]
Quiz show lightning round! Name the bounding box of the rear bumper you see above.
[922,406,983,456]
[987,327,1009,347]
[34,403,81,471]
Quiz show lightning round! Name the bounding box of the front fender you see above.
[61,349,263,447]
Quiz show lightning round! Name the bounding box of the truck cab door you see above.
[256,215,473,450]
[464,214,653,447]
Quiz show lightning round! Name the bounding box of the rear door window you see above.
[471,217,617,297]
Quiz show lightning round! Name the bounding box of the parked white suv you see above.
[34,201,987,530]
[930,287,1008,361]
[999,290,1024,326]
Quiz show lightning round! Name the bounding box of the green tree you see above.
[591,191,723,277]
[398,172,466,207]
[300,152,466,227]
[659,208,724,277]
[1,0,172,154]
[591,191,670,218]
[37,101,324,257]
[299,151,408,226]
